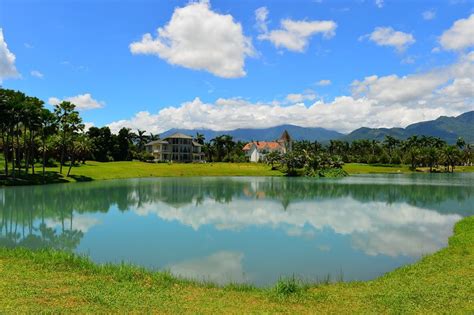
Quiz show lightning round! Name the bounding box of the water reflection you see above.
[0,175,472,285]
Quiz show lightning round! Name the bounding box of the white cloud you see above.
[439,14,474,51]
[375,0,384,8]
[285,90,317,103]
[255,6,269,33]
[129,1,254,78]
[107,52,474,133]
[83,122,95,131]
[362,27,415,52]
[30,70,44,78]
[0,28,19,82]
[422,9,436,20]
[316,79,331,86]
[256,8,337,52]
[401,56,416,64]
[48,93,105,111]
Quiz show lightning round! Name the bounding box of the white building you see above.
[242,130,292,162]
[145,133,204,162]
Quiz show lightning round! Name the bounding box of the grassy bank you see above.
[0,216,472,313]
[0,161,284,185]
[343,163,474,174]
[1,159,473,186]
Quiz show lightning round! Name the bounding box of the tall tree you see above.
[54,101,82,174]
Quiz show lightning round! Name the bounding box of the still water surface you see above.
[1,174,473,286]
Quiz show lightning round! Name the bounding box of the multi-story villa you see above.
[145,133,204,162]
[243,130,292,162]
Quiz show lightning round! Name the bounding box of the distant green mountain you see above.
[345,111,474,143]
[160,111,474,144]
[162,124,344,142]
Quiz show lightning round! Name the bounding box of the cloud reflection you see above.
[168,251,247,285]
[133,197,461,258]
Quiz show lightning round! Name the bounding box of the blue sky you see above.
[1,0,473,134]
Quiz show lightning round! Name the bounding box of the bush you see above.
[379,152,390,164]
[368,154,379,164]
[390,153,401,165]
[318,168,348,178]
[273,276,303,296]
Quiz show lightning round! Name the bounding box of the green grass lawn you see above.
[343,163,474,174]
[1,159,473,186]
[0,216,472,313]
[0,161,284,185]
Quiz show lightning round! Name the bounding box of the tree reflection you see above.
[0,204,83,251]
[0,175,472,244]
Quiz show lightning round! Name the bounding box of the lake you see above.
[1,174,473,287]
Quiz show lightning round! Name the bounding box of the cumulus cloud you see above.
[107,52,474,134]
[361,27,415,52]
[256,7,337,52]
[0,28,19,82]
[316,79,331,86]
[422,9,436,21]
[30,70,44,78]
[439,14,474,51]
[285,90,316,103]
[375,0,384,8]
[129,1,254,78]
[83,122,95,131]
[48,93,105,110]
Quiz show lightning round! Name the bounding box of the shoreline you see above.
[1,161,473,187]
[0,216,472,312]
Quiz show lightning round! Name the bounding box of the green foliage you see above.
[273,276,304,297]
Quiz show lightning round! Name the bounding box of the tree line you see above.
[264,135,472,176]
[0,88,164,181]
[1,88,472,183]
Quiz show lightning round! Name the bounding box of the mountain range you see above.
[344,111,473,143]
[161,111,474,144]
[162,125,344,142]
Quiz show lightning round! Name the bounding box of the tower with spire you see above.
[277,130,292,153]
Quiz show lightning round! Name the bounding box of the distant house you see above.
[145,133,204,162]
[243,130,292,162]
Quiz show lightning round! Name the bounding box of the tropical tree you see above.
[136,129,148,152]
[39,109,57,181]
[442,145,461,173]
[266,150,282,169]
[195,132,205,145]
[54,101,82,174]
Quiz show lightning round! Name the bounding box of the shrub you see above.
[273,276,302,296]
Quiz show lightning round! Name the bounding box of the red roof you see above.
[242,141,283,151]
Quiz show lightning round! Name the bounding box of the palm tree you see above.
[195,132,205,145]
[211,135,226,161]
[136,129,147,152]
[383,135,400,163]
[442,145,460,173]
[222,135,235,161]
[65,120,85,177]
[266,151,282,169]
[456,137,466,150]
[149,133,160,141]
[39,109,57,182]
[54,101,82,174]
